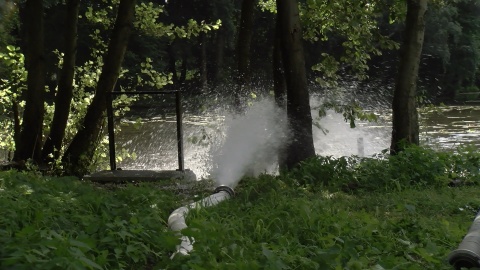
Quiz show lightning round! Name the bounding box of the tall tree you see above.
[390,0,427,154]
[41,0,80,163]
[199,32,208,91]
[234,0,256,111]
[63,0,136,175]
[273,16,286,109]
[276,0,315,169]
[13,0,46,163]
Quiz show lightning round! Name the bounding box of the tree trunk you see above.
[63,0,136,176]
[180,53,187,83]
[13,0,46,163]
[276,0,315,169]
[213,30,225,86]
[234,0,256,111]
[41,0,80,163]
[12,100,21,154]
[199,33,208,91]
[390,0,427,154]
[273,15,286,109]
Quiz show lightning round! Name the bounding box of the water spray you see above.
[449,210,480,269]
[168,185,235,258]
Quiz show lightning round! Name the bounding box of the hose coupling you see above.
[214,185,235,197]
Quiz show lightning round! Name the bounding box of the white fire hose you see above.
[168,185,235,258]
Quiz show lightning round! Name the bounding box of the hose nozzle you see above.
[214,185,235,197]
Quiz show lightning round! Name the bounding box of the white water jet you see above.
[211,98,288,188]
[312,111,390,157]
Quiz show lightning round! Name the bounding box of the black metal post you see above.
[106,93,116,170]
[175,91,184,171]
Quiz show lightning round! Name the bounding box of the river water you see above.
[115,102,480,179]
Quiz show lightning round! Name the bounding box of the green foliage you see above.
[135,2,221,39]
[0,171,186,269]
[179,173,478,270]
[0,46,27,152]
[301,0,401,86]
[138,57,173,89]
[288,145,480,192]
[2,147,480,269]
[0,1,16,49]
[315,100,378,132]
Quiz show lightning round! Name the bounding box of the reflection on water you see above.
[115,105,480,179]
[421,106,480,150]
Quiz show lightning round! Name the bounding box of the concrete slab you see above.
[83,169,197,183]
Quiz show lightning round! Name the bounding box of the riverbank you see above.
[1,147,479,269]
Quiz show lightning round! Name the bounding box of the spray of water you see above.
[211,98,288,188]
[116,83,391,179]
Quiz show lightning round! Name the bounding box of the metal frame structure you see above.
[106,91,184,171]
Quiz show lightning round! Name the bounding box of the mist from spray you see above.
[211,98,289,188]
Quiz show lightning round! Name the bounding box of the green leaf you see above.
[79,257,103,270]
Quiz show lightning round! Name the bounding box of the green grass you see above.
[1,146,480,269]
[0,170,210,269]
[179,176,479,270]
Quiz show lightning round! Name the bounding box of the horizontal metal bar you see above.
[109,90,182,95]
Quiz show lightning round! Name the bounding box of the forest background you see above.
[0,0,479,174]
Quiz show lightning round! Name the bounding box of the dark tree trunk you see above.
[276,0,315,169]
[273,16,286,109]
[13,0,46,163]
[199,33,208,91]
[63,0,136,176]
[213,30,225,86]
[390,0,427,154]
[41,0,80,163]
[234,0,256,111]
[12,100,21,154]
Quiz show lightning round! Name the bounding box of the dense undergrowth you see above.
[1,146,480,269]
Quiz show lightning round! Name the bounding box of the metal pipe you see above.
[175,91,184,171]
[168,185,235,257]
[449,210,480,269]
[106,93,116,170]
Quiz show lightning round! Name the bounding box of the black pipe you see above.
[106,93,116,170]
[175,91,184,171]
[449,210,480,269]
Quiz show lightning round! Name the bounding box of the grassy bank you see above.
[1,146,480,269]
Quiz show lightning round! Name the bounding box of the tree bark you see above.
[13,0,46,163]
[276,0,315,169]
[273,15,286,109]
[390,0,427,154]
[180,54,187,83]
[63,0,136,175]
[41,0,80,163]
[213,29,225,86]
[234,0,256,112]
[12,100,21,154]
[199,33,208,91]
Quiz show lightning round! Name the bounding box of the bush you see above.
[287,145,480,192]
